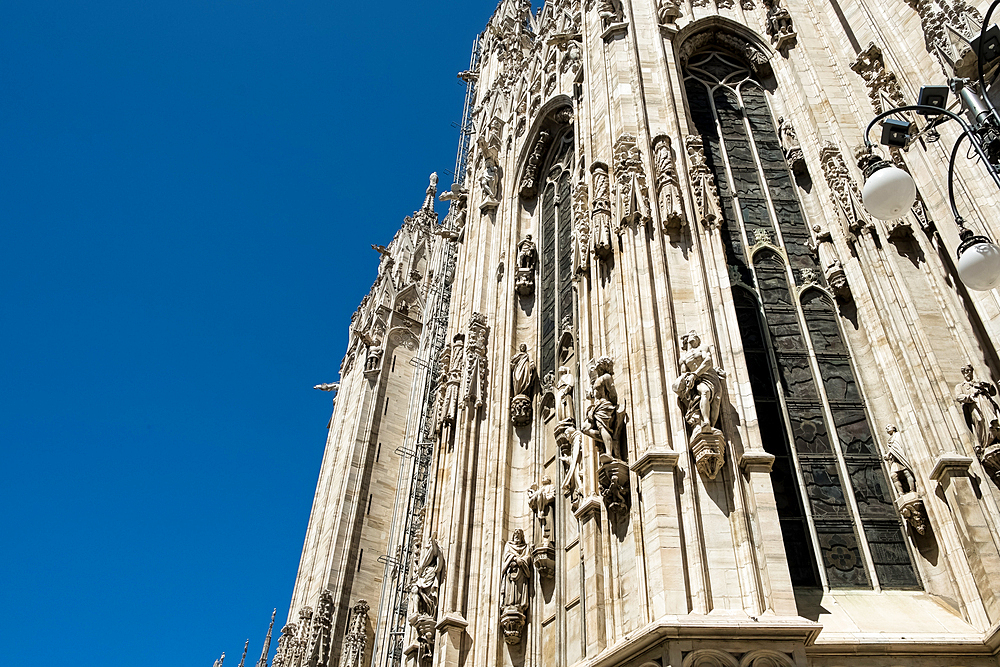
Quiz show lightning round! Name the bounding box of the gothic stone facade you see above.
[273,1,1000,667]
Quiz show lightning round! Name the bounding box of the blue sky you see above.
[1,1,498,663]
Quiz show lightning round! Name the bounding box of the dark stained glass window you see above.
[684,50,918,590]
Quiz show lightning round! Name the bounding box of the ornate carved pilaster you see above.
[651,134,686,231]
[905,0,982,76]
[339,600,369,667]
[463,313,489,411]
[590,162,614,259]
[820,142,873,240]
[850,43,907,115]
[520,130,551,198]
[573,179,591,273]
[685,135,723,230]
[613,133,651,230]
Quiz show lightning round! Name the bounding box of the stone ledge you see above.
[436,612,468,632]
[575,616,821,667]
[930,453,974,482]
[740,451,776,473]
[574,495,603,520]
[630,450,680,475]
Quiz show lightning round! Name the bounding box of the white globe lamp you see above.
[957,232,1000,291]
[861,163,917,220]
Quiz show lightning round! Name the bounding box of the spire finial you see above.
[256,609,277,667]
[422,173,438,212]
[237,640,249,667]
[213,652,225,667]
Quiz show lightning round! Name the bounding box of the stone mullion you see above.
[631,453,685,618]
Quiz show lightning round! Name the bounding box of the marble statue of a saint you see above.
[499,529,532,611]
[581,357,624,460]
[510,344,535,397]
[411,535,444,618]
[954,364,1000,453]
[555,366,575,425]
[672,331,725,432]
[884,424,917,495]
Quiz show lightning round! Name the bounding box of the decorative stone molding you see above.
[520,130,551,198]
[850,43,907,115]
[905,0,982,76]
[763,0,797,50]
[598,453,631,518]
[930,453,974,482]
[685,135,723,230]
[590,162,614,259]
[679,31,772,77]
[613,133,651,229]
[514,235,537,296]
[340,600,369,667]
[652,134,686,231]
[820,142,872,239]
[305,590,334,667]
[464,313,489,411]
[510,343,535,426]
[499,529,532,644]
[823,258,850,299]
[573,178,591,273]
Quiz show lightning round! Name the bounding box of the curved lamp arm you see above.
[978,0,1000,126]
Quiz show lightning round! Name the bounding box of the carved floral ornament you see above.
[612,133,651,229]
[820,142,873,239]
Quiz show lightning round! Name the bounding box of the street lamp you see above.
[859,4,1000,291]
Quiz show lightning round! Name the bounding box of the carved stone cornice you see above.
[930,453,974,482]
[630,451,681,475]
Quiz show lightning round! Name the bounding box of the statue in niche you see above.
[673,331,725,432]
[515,235,537,296]
[581,356,626,461]
[884,424,928,534]
[480,156,500,208]
[763,0,797,49]
[410,534,444,619]
[884,424,917,495]
[673,331,727,479]
[528,478,556,578]
[509,344,536,426]
[776,116,807,176]
[442,337,464,447]
[656,0,681,24]
[499,529,532,644]
[365,345,383,373]
[555,365,576,426]
[954,364,1000,484]
[597,0,624,26]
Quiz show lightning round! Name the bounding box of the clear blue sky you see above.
[1,1,498,663]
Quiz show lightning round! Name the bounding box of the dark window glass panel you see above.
[775,354,818,400]
[787,404,832,454]
[746,351,774,396]
[757,400,788,456]
[847,462,897,520]
[801,461,851,518]
[816,357,861,402]
[769,454,805,512]
[779,518,820,586]
[764,309,805,351]
[540,183,557,379]
[864,523,920,588]
[557,170,574,334]
[833,408,876,456]
[815,521,870,587]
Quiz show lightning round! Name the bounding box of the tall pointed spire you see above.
[256,609,276,667]
[237,639,249,667]
[421,172,438,213]
[213,653,225,667]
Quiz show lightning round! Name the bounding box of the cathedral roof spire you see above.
[421,172,438,213]
[255,609,276,667]
[236,639,249,667]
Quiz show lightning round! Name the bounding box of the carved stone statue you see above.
[597,0,624,26]
[555,365,576,426]
[883,424,928,534]
[365,345,382,374]
[776,116,807,176]
[884,424,917,495]
[510,344,535,426]
[464,314,489,410]
[673,331,727,479]
[410,534,444,619]
[763,0,797,49]
[515,235,537,296]
[598,453,630,519]
[955,364,1000,484]
[499,529,532,644]
[559,428,584,510]
[528,477,556,577]
[590,162,613,259]
[651,135,685,231]
[657,0,681,24]
[581,357,626,461]
[673,331,725,432]
[480,156,499,207]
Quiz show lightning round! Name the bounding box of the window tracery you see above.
[683,47,919,589]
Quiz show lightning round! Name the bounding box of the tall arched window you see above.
[538,129,575,382]
[684,47,918,589]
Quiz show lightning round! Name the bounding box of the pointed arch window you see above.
[538,130,575,382]
[684,48,918,589]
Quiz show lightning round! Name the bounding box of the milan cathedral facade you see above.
[262,0,1000,666]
